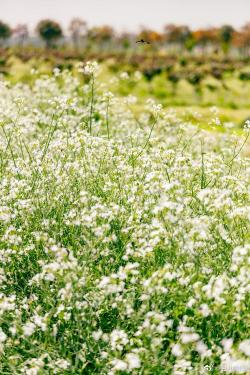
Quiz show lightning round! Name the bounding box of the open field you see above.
[0,58,249,374]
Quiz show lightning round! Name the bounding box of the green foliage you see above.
[36,19,63,47]
[0,20,11,41]
[220,25,234,53]
[220,25,234,44]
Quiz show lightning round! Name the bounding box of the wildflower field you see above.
[0,61,249,374]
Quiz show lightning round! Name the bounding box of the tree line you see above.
[0,19,249,54]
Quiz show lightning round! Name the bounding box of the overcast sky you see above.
[2,0,249,33]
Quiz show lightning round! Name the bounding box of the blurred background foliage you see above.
[0,18,249,128]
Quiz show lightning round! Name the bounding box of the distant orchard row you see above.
[0,19,249,54]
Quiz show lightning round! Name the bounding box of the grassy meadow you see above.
[0,55,249,374]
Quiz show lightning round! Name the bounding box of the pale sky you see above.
[2,0,250,33]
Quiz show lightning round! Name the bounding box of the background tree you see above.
[137,28,164,52]
[36,19,63,48]
[87,26,114,50]
[234,23,250,55]
[164,24,192,51]
[193,28,219,53]
[138,29,164,43]
[13,24,29,46]
[69,18,87,51]
[220,25,234,53]
[116,32,134,50]
[0,21,12,46]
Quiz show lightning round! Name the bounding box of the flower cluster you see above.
[0,65,249,374]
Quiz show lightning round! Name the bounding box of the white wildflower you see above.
[23,322,36,337]
[239,340,250,356]
[172,343,183,357]
[125,353,141,370]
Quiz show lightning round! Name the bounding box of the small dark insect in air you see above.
[136,39,150,44]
